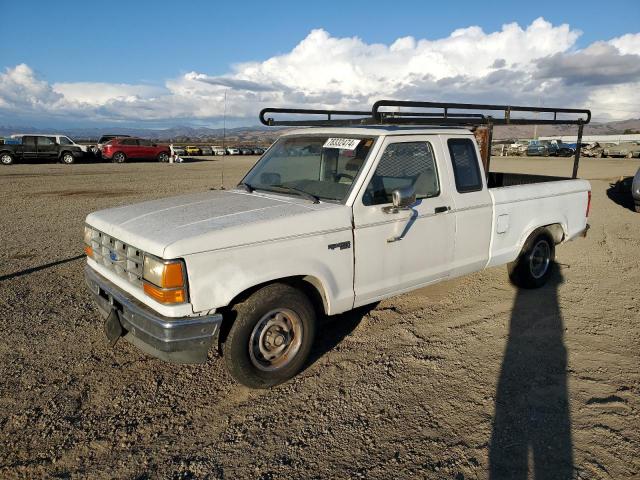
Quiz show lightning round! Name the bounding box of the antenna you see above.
[220,91,226,189]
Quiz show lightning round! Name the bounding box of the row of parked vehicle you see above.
[0,133,269,164]
[172,145,266,156]
[492,139,640,158]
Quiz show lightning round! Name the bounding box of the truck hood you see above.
[86,189,352,258]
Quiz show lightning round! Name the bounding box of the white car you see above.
[83,105,591,388]
[211,146,226,156]
[11,134,90,153]
[225,147,240,155]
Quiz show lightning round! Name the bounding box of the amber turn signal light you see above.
[143,283,187,304]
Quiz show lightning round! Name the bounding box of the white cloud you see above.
[0,19,639,125]
[52,82,163,105]
[609,33,640,55]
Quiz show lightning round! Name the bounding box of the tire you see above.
[223,283,316,388]
[635,204,640,213]
[60,151,75,164]
[112,152,126,163]
[508,230,555,289]
[1,152,14,165]
[627,152,634,159]
[157,152,169,163]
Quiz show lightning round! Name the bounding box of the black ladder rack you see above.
[258,100,591,178]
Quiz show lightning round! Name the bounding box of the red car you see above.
[101,137,170,163]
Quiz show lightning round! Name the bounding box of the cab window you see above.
[363,142,439,206]
[37,136,56,146]
[447,138,483,193]
[59,137,73,145]
[120,138,138,146]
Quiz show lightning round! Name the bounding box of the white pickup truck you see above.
[84,102,591,388]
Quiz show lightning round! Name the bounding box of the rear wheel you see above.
[112,152,126,163]
[60,151,75,164]
[223,283,316,388]
[508,230,555,289]
[627,152,634,159]
[1,152,14,165]
[157,152,169,162]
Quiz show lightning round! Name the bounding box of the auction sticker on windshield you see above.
[323,138,361,150]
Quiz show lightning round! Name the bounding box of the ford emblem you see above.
[109,251,118,261]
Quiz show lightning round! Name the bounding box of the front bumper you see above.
[85,265,222,363]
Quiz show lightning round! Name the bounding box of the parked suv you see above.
[527,140,559,157]
[101,137,170,163]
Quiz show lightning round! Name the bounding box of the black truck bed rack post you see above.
[259,100,591,178]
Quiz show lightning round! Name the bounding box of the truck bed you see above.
[487,172,570,188]
[485,174,590,270]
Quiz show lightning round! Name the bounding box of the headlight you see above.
[142,255,187,304]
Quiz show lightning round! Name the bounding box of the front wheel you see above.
[112,152,126,163]
[60,152,75,164]
[157,152,169,162]
[1,152,14,165]
[508,230,555,289]
[223,283,316,388]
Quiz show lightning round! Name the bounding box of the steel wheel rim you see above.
[1,154,11,164]
[159,153,168,162]
[249,308,303,371]
[63,154,73,163]
[530,240,551,279]
[115,153,124,163]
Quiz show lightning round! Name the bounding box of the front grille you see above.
[90,231,144,287]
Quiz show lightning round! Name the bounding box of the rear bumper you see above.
[85,265,222,363]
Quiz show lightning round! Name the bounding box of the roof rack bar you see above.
[371,100,591,125]
[259,100,591,127]
[260,108,370,126]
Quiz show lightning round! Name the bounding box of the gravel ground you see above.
[0,155,638,479]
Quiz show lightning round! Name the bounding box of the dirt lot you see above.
[0,155,638,479]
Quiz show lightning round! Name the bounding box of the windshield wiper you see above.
[237,182,254,192]
[258,185,320,204]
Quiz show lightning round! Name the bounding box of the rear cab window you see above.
[447,138,484,193]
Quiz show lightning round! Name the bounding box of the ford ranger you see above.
[84,101,592,388]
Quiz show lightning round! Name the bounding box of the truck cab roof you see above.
[282,126,473,137]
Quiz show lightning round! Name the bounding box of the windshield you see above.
[242,135,377,203]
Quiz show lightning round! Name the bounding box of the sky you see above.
[1,0,639,128]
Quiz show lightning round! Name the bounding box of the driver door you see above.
[353,136,455,306]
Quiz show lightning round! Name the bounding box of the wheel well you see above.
[215,276,328,354]
[60,150,72,157]
[543,223,565,244]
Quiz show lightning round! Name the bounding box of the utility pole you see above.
[220,91,227,189]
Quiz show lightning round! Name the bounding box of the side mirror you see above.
[383,186,416,214]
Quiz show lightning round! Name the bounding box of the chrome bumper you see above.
[85,265,222,364]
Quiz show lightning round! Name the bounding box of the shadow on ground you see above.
[305,303,378,370]
[490,265,573,479]
[606,176,635,212]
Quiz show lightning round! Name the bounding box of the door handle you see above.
[434,206,450,214]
